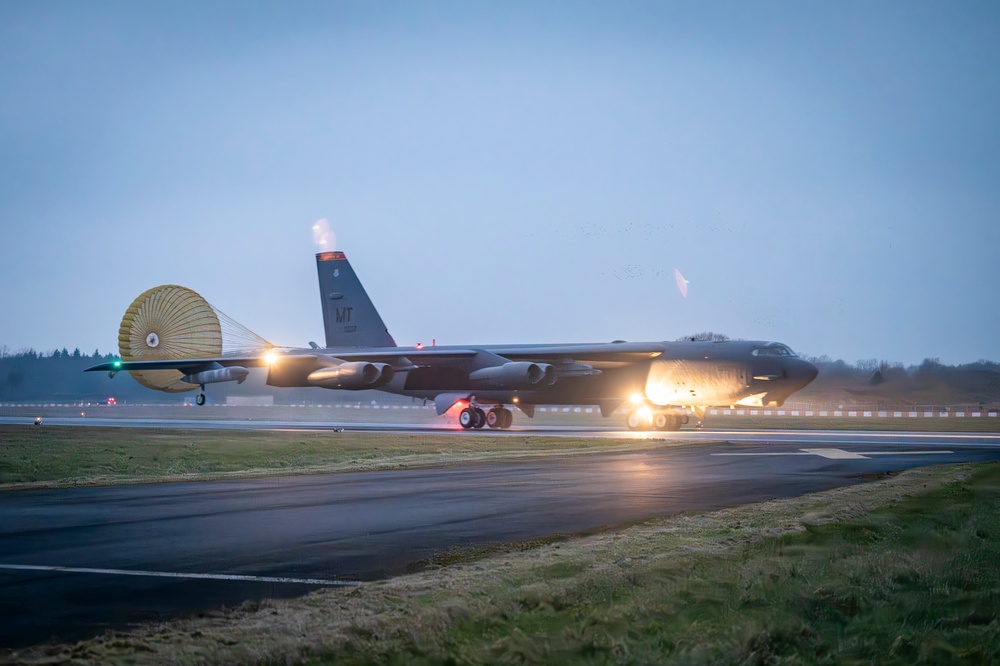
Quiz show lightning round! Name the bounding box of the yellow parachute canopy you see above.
[118,285,223,393]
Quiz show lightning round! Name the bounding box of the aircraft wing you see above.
[333,344,663,373]
[85,356,270,373]
[87,342,664,374]
[84,349,483,375]
[479,342,663,369]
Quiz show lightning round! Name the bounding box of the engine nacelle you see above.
[469,362,556,389]
[307,362,395,390]
[182,366,250,386]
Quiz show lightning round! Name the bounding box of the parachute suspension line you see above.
[118,284,280,393]
[209,304,275,356]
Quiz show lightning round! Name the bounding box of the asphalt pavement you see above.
[1,427,999,648]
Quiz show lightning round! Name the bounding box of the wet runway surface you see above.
[2,427,999,648]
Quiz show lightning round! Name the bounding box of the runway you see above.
[4,414,1000,445]
[2,426,999,648]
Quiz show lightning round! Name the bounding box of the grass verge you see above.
[0,425,673,490]
[3,462,997,665]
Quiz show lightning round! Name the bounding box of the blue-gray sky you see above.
[1,1,998,365]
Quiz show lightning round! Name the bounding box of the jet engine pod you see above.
[307,361,395,390]
[469,362,557,389]
[182,365,250,386]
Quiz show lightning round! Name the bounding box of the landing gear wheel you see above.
[486,408,501,429]
[472,408,486,429]
[652,412,669,430]
[196,393,206,406]
[500,408,513,429]
[459,407,475,429]
[627,411,645,431]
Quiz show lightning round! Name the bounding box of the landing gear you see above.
[692,406,707,429]
[459,407,485,429]
[627,409,684,431]
[460,403,513,429]
[196,393,206,406]
[486,407,514,429]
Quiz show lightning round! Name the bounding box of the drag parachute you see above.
[117,285,272,392]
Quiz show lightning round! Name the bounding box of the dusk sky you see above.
[1,1,998,365]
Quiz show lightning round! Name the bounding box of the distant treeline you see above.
[0,347,112,361]
[799,357,1000,408]
[806,356,1000,378]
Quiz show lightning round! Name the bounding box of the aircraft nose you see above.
[794,359,819,386]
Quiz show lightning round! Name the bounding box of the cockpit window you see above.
[752,343,796,357]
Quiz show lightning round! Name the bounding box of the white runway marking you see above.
[0,564,362,587]
[800,448,869,459]
[712,448,954,460]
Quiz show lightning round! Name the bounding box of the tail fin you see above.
[316,252,397,348]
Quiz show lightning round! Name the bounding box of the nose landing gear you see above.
[626,408,687,431]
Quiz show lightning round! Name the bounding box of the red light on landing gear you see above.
[446,400,469,415]
[416,343,424,350]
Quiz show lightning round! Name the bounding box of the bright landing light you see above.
[629,392,646,405]
[264,350,279,366]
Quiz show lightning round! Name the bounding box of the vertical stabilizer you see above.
[316,252,397,348]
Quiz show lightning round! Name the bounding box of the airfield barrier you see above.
[709,408,998,419]
[2,402,996,420]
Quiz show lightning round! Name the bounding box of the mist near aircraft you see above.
[312,219,334,251]
[675,269,689,298]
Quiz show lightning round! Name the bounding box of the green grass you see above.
[3,419,998,664]
[300,463,1000,665]
[0,425,668,489]
[10,463,997,665]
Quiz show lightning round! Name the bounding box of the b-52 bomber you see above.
[88,251,818,430]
